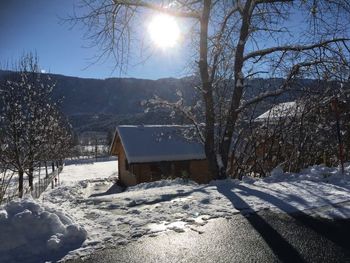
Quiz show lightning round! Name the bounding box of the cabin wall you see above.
[133,163,153,184]
[189,160,212,183]
[116,141,137,186]
[133,162,181,183]
[131,160,211,184]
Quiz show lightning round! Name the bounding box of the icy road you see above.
[67,208,350,263]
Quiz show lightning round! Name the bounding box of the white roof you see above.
[256,101,302,121]
[116,125,205,163]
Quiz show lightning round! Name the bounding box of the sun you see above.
[148,14,180,49]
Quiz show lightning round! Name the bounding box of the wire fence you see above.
[1,166,63,204]
[64,155,116,165]
[31,166,63,199]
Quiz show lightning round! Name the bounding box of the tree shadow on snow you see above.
[126,186,210,207]
[89,183,124,198]
[216,183,350,262]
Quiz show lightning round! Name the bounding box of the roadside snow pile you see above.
[264,163,350,183]
[0,196,87,263]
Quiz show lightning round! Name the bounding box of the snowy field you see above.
[58,158,118,183]
[1,160,350,262]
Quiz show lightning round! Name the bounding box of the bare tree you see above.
[0,162,15,204]
[0,54,73,197]
[43,107,74,171]
[231,82,350,178]
[74,0,350,179]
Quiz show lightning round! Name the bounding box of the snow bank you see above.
[0,196,87,263]
[127,177,197,191]
[263,163,350,183]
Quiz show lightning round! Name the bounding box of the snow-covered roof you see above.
[115,125,206,163]
[256,101,303,121]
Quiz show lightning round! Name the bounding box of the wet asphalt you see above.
[66,210,350,263]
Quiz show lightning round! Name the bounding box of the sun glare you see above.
[148,14,180,49]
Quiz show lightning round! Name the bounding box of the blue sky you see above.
[0,0,189,80]
[1,1,347,80]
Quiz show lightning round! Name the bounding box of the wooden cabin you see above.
[110,125,212,186]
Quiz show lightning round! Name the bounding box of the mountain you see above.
[0,70,200,133]
[50,75,198,116]
[0,70,321,135]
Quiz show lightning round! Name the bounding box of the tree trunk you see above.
[199,0,220,179]
[18,170,24,198]
[219,0,253,176]
[52,162,55,172]
[28,165,34,190]
[38,162,41,193]
[45,161,48,178]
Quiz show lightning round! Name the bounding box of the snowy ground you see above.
[2,160,350,262]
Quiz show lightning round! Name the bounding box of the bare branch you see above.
[146,98,205,143]
[244,38,350,61]
[237,60,330,112]
[112,0,201,19]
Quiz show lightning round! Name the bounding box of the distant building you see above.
[110,125,212,186]
[255,101,303,123]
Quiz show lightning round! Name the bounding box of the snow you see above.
[59,159,118,183]
[37,160,350,260]
[115,125,206,163]
[256,101,303,121]
[0,196,87,263]
[3,159,350,262]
